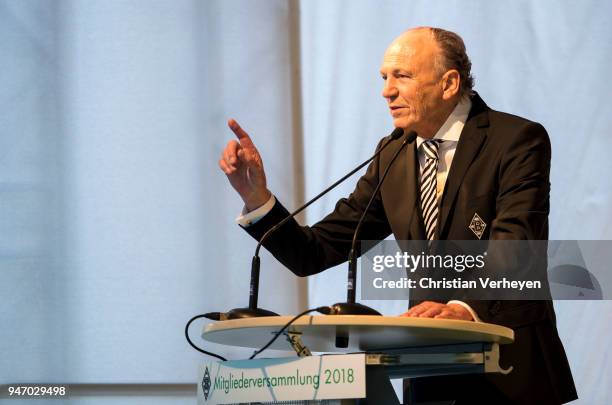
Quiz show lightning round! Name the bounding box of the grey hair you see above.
[428,27,475,98]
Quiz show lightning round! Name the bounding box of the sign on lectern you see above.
[197,354,366,404]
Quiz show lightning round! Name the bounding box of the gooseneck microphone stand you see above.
[330,131,417,316]
[225,128,406,319]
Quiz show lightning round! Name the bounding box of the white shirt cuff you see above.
[447,300,482,322]
[235,194,276,227]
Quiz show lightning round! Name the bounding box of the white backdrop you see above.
[0,0,610,403]
[0,0,305,389]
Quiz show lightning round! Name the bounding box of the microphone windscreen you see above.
[406,130,417,143]
[390,128,417,142]
[390,127,404,140]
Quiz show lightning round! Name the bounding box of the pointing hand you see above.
[219,119,272,211]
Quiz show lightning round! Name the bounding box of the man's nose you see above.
[382,78,398,99]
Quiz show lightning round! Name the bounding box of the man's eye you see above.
[381,75,387,80]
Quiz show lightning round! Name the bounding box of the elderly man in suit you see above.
[219,27,577,404]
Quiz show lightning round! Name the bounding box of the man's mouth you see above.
[390,106,407,115]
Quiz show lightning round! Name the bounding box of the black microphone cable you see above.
[184,314,228,361]
[249,306,332,360]
[185,307,333,361]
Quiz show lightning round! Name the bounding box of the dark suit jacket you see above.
[245,93,577,404]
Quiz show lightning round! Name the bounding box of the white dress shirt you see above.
[416,97,471,200]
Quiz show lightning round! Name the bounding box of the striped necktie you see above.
[420,140,442,240]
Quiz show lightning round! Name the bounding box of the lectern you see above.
[199,315,513,404]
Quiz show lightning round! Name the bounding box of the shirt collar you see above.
[416,97,472,150]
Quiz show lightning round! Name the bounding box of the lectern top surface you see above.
[202,315,514,352]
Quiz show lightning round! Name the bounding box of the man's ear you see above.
[441,70,461,100]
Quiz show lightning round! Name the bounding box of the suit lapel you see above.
[437,94,489,238]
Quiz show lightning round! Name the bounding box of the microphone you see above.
[329,130,417,316]
[224,127,406,319]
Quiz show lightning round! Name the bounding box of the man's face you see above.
[380,30,447,137]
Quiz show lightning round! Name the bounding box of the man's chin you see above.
[392,119,414,133]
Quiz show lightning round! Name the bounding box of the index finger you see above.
[228,119,255,148]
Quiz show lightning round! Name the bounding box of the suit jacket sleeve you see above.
[491,121,551,240]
